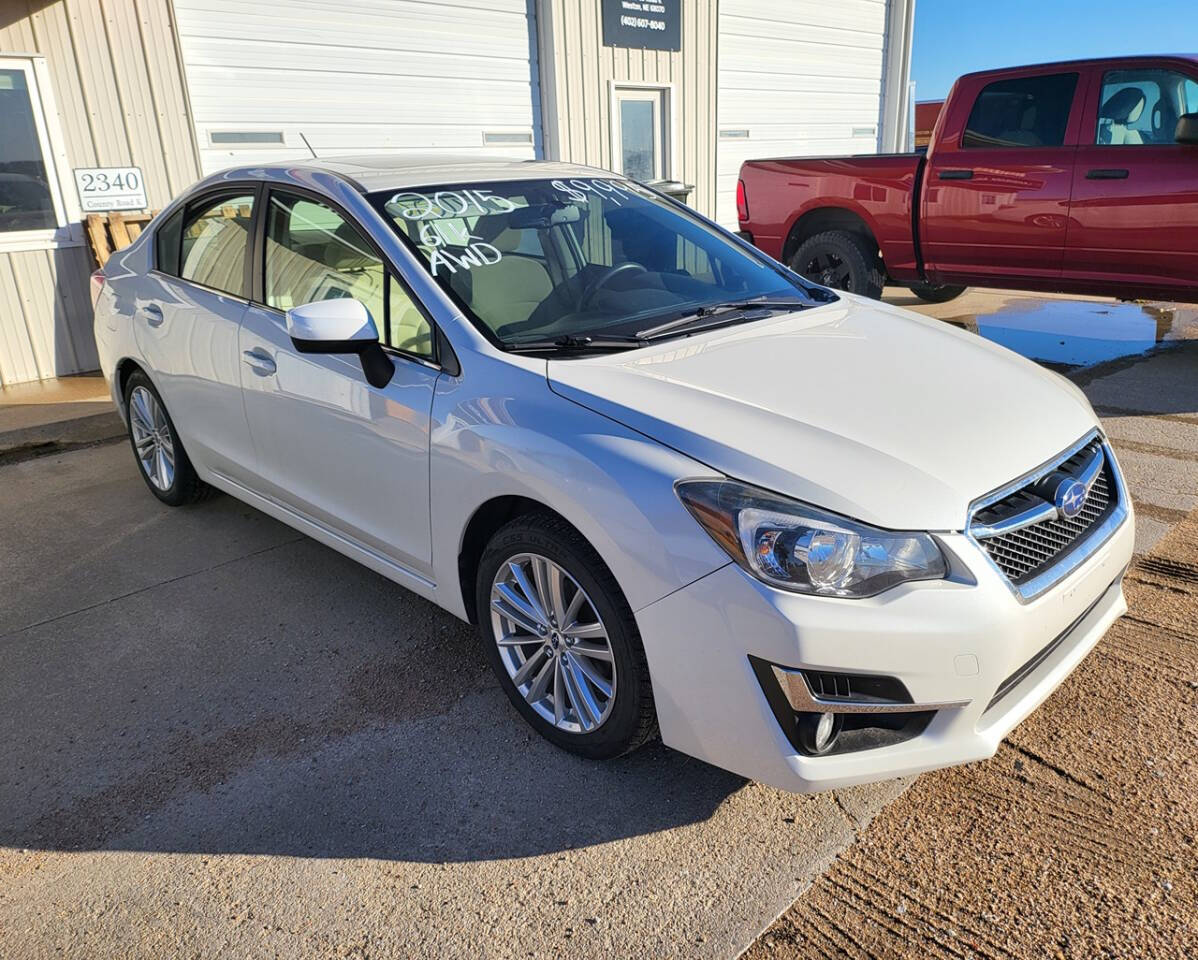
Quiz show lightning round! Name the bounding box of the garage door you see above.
[716,0,889,228]
[173,0,541,175]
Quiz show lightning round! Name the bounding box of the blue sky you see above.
[911,0,1197,100]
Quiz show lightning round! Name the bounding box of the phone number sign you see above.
[602,0,681,51]
[74,166,147,213]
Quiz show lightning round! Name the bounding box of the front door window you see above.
[613,88,668,182]
[264,191,434,358]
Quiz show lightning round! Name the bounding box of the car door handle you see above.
[1086,168,1129,180]
[242,349,277,376]
[138,303,164,327]
[938,169,974,180]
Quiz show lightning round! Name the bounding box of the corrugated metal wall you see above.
[536,0,719,219]
[715,0,891,227]
[0,0,200,385]
[172,0,541,174]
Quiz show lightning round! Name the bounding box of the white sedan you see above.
[92,156,1133,792]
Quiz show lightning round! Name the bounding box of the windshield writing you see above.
[372,178,822,347]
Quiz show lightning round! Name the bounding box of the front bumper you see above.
[635,509,1134,793]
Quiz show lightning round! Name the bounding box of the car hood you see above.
[547,296,1099,531]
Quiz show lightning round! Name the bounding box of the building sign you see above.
[602,0,681,52]
[73,166,147,212]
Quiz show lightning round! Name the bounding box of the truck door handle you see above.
[938,169,974,180]
[138,303,164,327]
[1086,168,1129,180]
[242,349,277,376]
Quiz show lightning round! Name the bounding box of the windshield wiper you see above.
[505,333,648,353]
[636,298,809,340]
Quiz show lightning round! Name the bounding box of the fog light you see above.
[797,711,842,755]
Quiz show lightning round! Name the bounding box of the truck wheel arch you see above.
[782,206,880,266]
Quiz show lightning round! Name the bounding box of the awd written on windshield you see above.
[385,179,639,277]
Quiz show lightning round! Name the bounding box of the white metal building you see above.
[0,0,914,385]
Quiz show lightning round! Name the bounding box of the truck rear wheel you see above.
[790,230,885,300]
[908,282,967,303]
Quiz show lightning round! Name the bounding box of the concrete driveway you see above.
[0,442,903,959]
[1,288,1194,958]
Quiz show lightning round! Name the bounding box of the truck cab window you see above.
[1096,69,1196,145]
[962,73,1078,148]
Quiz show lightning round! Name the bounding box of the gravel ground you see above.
[746,507,1198,959]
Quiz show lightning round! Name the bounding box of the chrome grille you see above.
[970,437,1117,587]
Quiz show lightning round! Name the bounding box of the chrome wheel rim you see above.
[490,553,617,733]
[128,386,175,491]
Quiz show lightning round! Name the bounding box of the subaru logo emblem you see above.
[1055,479,1087,519]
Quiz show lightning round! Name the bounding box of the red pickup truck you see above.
[737,55,1198,303]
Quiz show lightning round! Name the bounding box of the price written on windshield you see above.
[74,167,147,212]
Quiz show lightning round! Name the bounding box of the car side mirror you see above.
[1176,113,1198,145]
[285,298,394,388]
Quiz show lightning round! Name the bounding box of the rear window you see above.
[962,73,1078,149]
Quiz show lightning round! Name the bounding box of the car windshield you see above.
[369,178,830,348]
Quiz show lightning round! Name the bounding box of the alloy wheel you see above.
[128,385,176,491]
[490,553,617,733]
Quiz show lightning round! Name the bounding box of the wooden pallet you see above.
[85,210,158,269]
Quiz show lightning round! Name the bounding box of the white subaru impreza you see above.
[92,156,1133,792]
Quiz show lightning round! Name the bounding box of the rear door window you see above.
[962,73,1078,148]
[1095,69,1197,145]
[178,192,255,297]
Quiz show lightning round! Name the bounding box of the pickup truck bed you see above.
[737,54,1198,304]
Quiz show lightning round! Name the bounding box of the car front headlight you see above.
[676,479,947,598]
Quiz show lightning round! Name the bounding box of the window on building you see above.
[962,73,1078,149]
[265,191,433,358]
[613,87,669,182]
[179,192,255,297]
[1096,69,1198,145]
[0,63,59,233]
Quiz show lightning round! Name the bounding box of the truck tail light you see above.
[89,269,106,308]
[736,179,749,221]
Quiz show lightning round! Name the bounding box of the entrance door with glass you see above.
[612,86,669,183]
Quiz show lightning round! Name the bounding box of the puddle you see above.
[944,299,1196,368]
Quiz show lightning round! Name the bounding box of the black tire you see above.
[790,230,885,299]
[476,512,657,759]
[123,369,211,506]
[908,282,967,303]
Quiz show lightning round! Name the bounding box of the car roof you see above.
[202,154,617,194]
[957,53,1198,82]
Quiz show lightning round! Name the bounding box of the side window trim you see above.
[254,183,442,369]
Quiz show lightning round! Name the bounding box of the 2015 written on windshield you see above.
[386,180,637,277]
